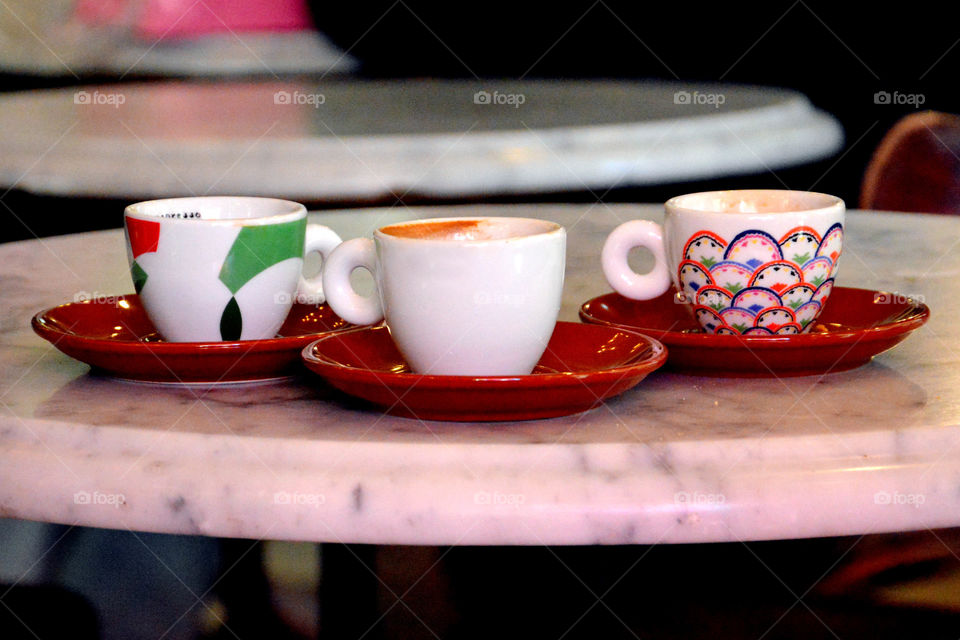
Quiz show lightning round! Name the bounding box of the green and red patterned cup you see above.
[124,197,341,342]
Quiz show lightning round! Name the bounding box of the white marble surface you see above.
[1,204,957,545]
[0,80,842,200]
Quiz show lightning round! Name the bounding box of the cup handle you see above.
[296,224,343,305]
[321,238,383,325]
[601,220,672,300]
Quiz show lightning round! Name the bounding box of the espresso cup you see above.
[602,190,845,335]
[124,196,342,342]
[322,217,566,375]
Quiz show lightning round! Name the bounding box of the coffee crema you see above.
[381,219,486,240]
[670,190,843,215]
[380,218,558,242]
[695,197,810,214]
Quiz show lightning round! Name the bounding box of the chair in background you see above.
[816,111,960,614]
[860,111,960,214]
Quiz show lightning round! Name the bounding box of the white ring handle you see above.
[296,224,343,305]
[601,220,672,300]
[321,237,383,325]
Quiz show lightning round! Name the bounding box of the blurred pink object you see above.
[73,0,130,25]
[74,0,313,39]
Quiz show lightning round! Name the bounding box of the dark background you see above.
[1,1,956,240]
[315,1,955,203]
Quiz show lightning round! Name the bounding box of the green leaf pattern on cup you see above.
[215,218,306,340]
[218,219,306,294]
[131,261,148,294]
[725,282,744,294]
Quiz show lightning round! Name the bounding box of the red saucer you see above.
[301,321,667,421]
[579,287,929,377]
[32,294,350,384]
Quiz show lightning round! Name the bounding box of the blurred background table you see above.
[0,0,357,78]
[0,80,841,202]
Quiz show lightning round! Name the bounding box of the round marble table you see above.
[0,81,842,201]
[0,204,954,545]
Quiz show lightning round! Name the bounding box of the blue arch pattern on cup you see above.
[680,225,843,334]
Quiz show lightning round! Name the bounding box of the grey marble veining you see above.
[1,204,959,544]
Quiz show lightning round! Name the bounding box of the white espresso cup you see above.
[322,217,566,375]
[124,196,342,342]
[602,190,845,335]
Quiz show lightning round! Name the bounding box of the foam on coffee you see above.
[673,190,842,214]
[381,218,556,241]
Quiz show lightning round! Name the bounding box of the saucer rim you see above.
[299,321,668,421]
[31,294,345,354]
[31,293,350,384]
[300,321,668,387]
[578,286,930,347]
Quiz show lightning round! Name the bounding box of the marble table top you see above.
[1,204,955,545]
[0,80,842,200]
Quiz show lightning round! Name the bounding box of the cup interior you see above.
[379,217,560,242]
[669,190,843,214]
[125,196,305,223]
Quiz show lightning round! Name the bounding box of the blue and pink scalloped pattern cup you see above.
[602,190,845,335]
